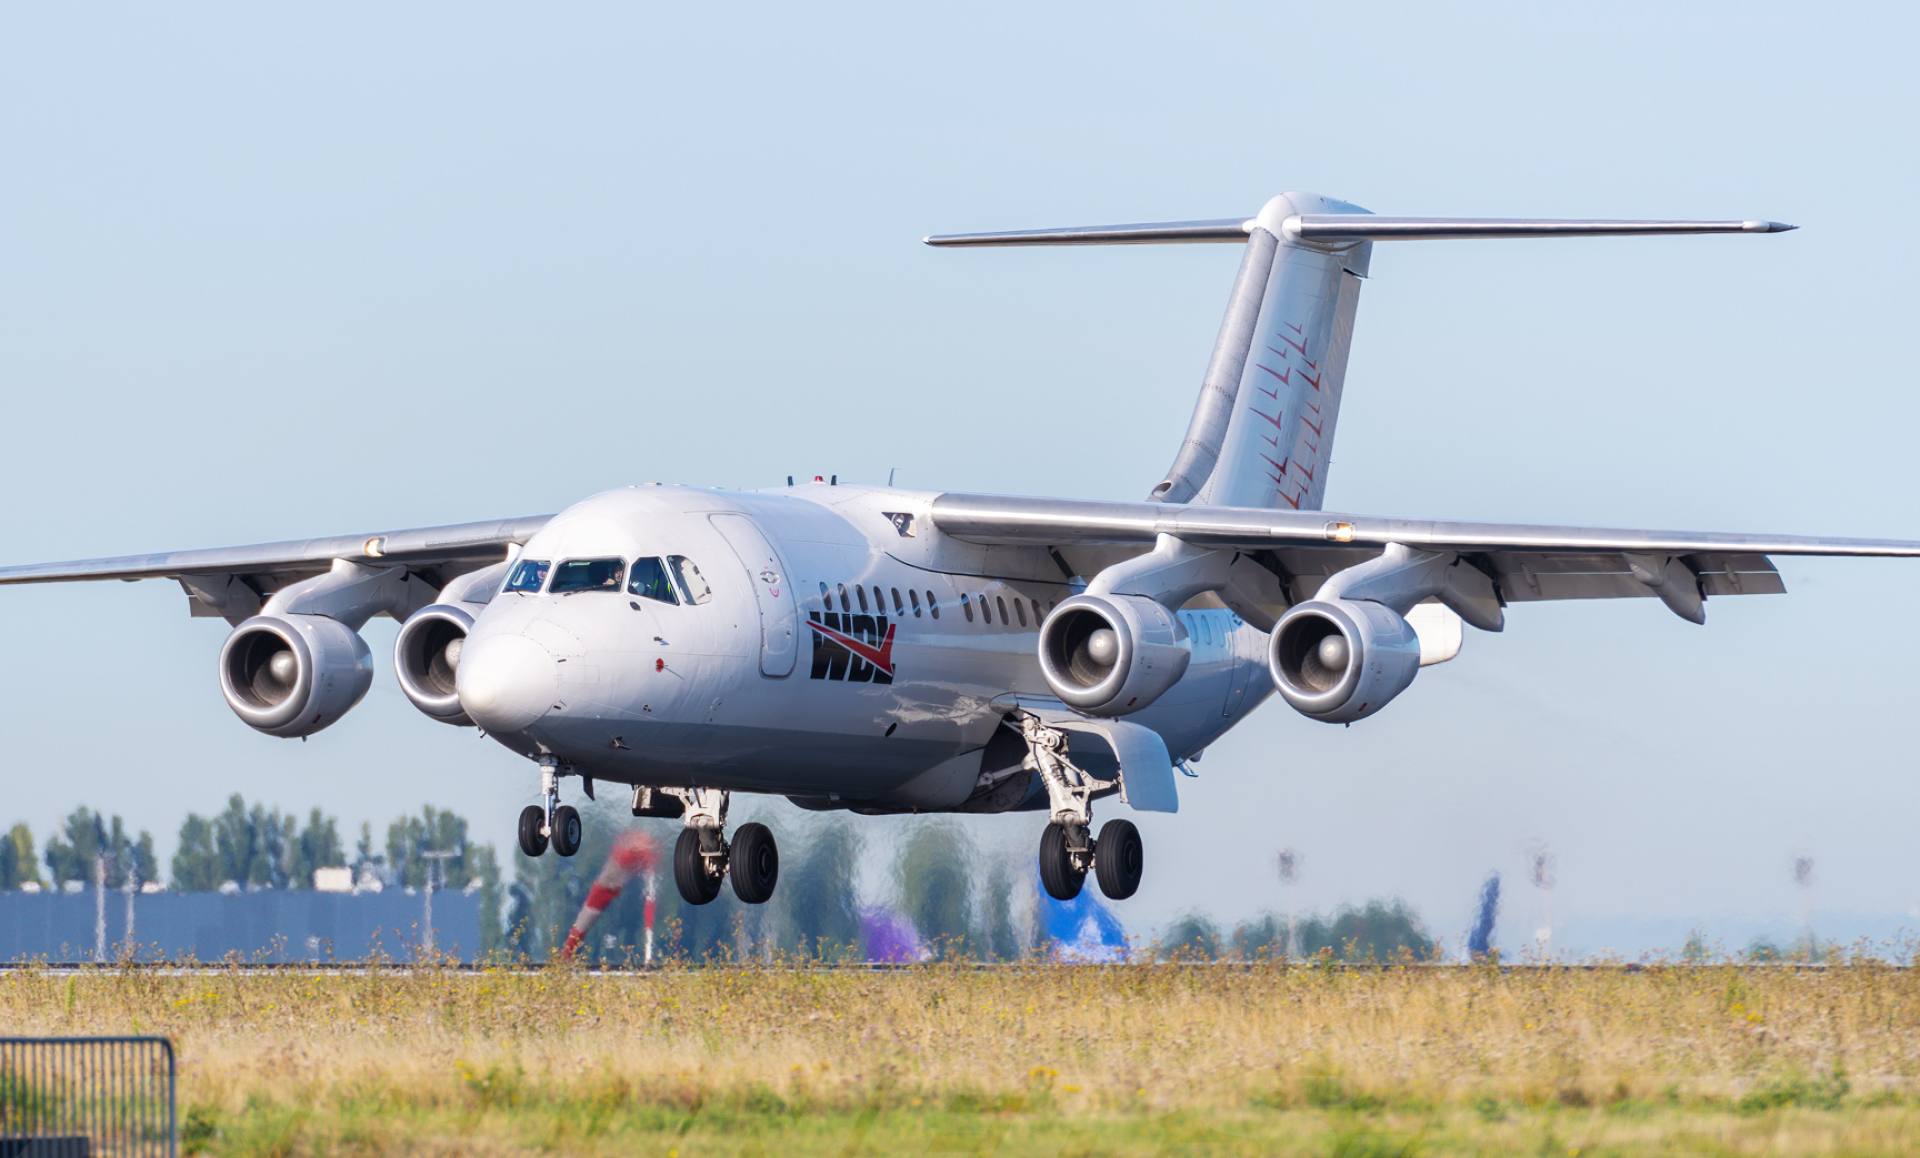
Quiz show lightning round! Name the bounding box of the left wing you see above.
[929,491,1920,615]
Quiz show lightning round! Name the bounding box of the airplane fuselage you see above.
[457,482,1273,812]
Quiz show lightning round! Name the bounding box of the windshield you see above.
[670,556,712,604]
[550,558,626,594]
[628,557,678,604]
[502,559,550,593]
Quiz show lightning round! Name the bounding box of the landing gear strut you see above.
[517,761,583,858]
[1018,712,1144,901]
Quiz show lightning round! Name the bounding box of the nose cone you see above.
[456,633,560,733]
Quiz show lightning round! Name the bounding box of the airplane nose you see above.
[455,633,560,733]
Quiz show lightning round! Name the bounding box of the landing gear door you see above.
[708,514,798,677]
[1224,613,1255,717]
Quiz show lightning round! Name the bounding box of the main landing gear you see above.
[517,761,583,858]
[667,788,780,907]
[516,769,780,906]
[1018,712,1145,902]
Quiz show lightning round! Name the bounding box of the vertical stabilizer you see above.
[1160,192,1372,511]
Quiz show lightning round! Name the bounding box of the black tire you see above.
[729,822,780,904]
[551,805,583,857]
[517,805,548,858]
[675,827,722,905]
[1094,818,1144,900]
[1039,822,1085,901]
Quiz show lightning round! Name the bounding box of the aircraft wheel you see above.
[551,805,583,857]
[517,805,548,858]
[675,827,722,906]
[1038,822,1085,901]
[1094,819,1143,900]
[729,822,779,904]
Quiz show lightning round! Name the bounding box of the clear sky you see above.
[1,1,1915,957]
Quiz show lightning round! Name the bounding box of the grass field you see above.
[7,959,1920,1156]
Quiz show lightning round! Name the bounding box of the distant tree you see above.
[471,844,504,954]
[352,821,382,881]
[1229,913,1288,961]
[172,813,221,892]
[1295,899,1437,962]
[44,807,156,889]
[212,794,297,888]
[977,849,1024,962]
[0,823,42,889]
[1158,913,1223,960]
[774,816,862,960]
[286,808,346,888]
[894,821,975,958]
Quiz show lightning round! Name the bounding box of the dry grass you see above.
[8,959,1920,1155]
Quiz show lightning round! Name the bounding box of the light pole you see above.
[1276,848,1301,961]
[421,850,459,956]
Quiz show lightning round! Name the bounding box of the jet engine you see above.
[1267,599,1422,724]
[218,614,374,738]
[393,605,475,726]
[1037,594,1191,717]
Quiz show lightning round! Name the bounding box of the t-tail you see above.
[928,194,1793,511]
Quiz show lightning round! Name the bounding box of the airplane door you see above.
[1224,613,1256,716]
[709,514,798,677]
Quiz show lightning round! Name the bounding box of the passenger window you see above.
[628,557,679,604]
[856,585,870,613]
[891,588,904,615]
[819,581,830,606]
[927,592,939,619]
[837,584,851,612]
[872,586,884,613]
[908,589,922,617]
[979,594,991,624]
[995,596,1009,625]
[1201,617,1213,645]
[503,559,551,593]
[1014,598,1027,627]
[551,558,625,594]
[669,556,713,605]
[960,593,974,622]
[1031,598,1043,623]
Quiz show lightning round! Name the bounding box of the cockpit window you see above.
[670,556,713,605]
[503,559,550,593]
[550,558,625,594]
[628,557,679,604]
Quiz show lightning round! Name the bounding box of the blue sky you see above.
[1,1,1915,955]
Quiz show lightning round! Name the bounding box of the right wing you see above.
[0,515,552,618]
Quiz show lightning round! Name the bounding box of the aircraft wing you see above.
[928,492,1920,605]
[0,515,552,614]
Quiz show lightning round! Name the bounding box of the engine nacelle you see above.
[1268,599,1421,724]
[393,605,476,726]
[218,614,374,738]
[1037,594,1191,717]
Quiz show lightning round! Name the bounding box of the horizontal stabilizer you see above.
[926,215,1793,247]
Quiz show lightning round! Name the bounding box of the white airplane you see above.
[5,192,1914,909]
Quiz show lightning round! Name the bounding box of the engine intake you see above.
[218,614,374,738]
[1037,594,1191,717]
[393,605,476,725]
[1268,599,1421,723]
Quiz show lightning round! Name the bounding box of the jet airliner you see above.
[5,192,1911,907]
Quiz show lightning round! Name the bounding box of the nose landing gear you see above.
[1018,712,1145,902]
[517,761,584,858]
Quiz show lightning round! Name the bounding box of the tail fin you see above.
[928,194,1792,511]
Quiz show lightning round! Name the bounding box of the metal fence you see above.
[0,1037,176,1157]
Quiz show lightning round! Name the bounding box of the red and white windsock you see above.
[561,829,661,960]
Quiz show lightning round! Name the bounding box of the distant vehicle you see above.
[3,193,1905,908]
